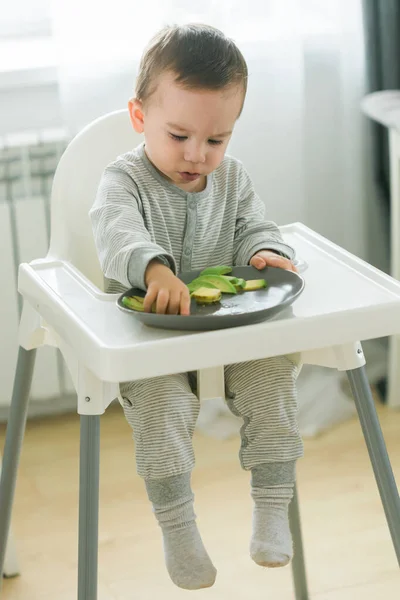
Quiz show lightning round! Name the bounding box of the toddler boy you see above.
[90,23,303,590]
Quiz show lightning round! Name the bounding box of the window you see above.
[0,0,51,38]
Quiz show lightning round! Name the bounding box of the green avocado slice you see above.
[243,279,267,291]
[190,275,237,294]
[192,287,222,305]
[187,278,219,294]
[223,276,246,290]
[122,296,156,313]
[200,265,232,276]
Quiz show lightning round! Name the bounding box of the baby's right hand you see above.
[144,260,191,315]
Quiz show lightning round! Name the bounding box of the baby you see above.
[90,23,303,590]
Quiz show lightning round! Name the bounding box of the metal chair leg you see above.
[289,484,309,600]
[347,366,400,565]
[0,347,36,584]
[78,415,100,600]
[2,527,20,578]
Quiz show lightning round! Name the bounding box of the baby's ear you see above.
[128,98,144,134]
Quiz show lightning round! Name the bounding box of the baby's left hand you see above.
[250,250,297,272]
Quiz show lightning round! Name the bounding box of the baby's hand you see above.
[250,250,297,273]
[144,260,191,315]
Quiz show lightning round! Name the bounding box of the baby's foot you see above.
[162,518,217,589]
[250,486,293,567]
[146,474,216,590]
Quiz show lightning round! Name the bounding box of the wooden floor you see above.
[0,402,399,600]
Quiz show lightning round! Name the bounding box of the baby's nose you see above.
[184,143,206,164]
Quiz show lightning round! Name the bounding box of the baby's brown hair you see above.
[136,24,248,112]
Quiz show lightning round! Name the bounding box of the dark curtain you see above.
[362,1,400,400]
[362,0,400,206]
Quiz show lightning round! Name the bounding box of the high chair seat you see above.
[0,109,399,600]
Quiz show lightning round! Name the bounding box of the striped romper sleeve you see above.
[233,165,295,265]
[89,165,176,291]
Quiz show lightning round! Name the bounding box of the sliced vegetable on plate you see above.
[191,287,222,305]
[121,266,268,312]
[243,279,267,291]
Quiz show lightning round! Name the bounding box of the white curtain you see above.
[0,0,51,36]
[52,0,369,259]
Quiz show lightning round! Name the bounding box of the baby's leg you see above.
[225,355,303,568]
[121,373,216,590]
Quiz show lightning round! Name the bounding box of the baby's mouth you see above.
[178,172,201,182]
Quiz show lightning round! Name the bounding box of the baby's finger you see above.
[280,259,298,273]
[250,255,266,270]
[143,285,158,313]
[156,288,169,314]
[264,255,294,271]
[180,290,191,316]
[167,291,181,315]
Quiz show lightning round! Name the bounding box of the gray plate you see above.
[117,266,304,331]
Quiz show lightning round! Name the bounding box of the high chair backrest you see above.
[48,109,142,290]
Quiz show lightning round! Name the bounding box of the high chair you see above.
[0,109,399,600]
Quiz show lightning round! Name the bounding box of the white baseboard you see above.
[0,393,77,423]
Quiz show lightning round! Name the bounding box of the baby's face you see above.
[130,72,244,192]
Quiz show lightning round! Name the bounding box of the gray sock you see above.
[145,473,217,590]
[250,463,295,568]
[250,485,294,567]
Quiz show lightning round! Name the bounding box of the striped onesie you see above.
[90,143,303,481]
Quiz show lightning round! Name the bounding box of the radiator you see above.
[0,129,76,410]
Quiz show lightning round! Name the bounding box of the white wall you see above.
[0,83,62,136]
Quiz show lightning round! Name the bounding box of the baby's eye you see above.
[170,133,187,142]
[208,139,223,146]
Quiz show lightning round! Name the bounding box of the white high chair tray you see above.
[19,223,400,383]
